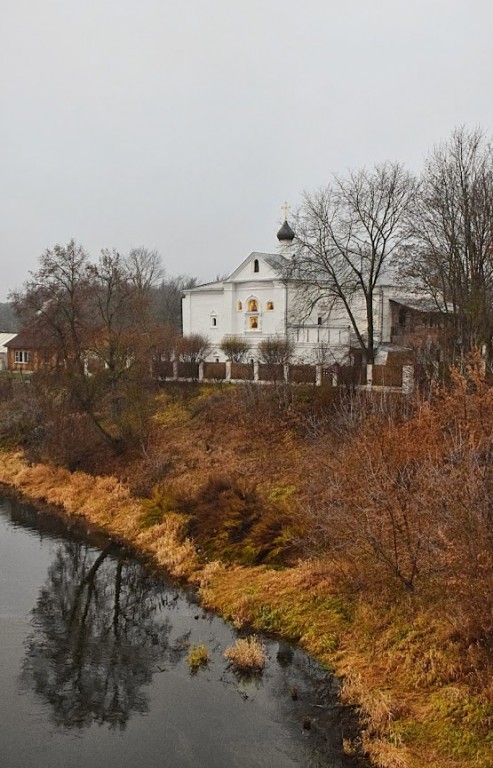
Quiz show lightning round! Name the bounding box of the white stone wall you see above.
[182,252,412,363]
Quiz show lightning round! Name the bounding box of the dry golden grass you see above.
[136,515,199,579]
[187,644,209,672]
[224,636,266,672]
[0,450,198,581]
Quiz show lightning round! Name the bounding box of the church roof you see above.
[263,254,288,272]
[226,251,287,282]
[183,251,290,295]
[276,220,295,242]
[183,280,224,293]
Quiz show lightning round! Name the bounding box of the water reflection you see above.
[22,540,181,730]
[0,496,364,768]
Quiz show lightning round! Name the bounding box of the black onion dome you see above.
[276,220,295,242]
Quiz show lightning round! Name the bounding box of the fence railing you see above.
[153,360,415,393]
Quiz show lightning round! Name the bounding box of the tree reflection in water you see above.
[22,540,180,730]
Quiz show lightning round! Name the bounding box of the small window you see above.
[214,356,220,363]
[317,316,322,325]
[212,317,217,327]
[266,301,274,311]
[14,350,31,364]
[253,259,259,273]
[237,300,242,311]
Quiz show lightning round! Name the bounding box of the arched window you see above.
[317,316,322,325]
[237,300,242,311]
[210,312,217,328]
[248,298,258,312]
[266,301,274,310]
[253,259,259,273]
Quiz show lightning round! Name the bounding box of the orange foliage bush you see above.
[302,357,493,647]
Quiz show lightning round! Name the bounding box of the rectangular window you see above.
[14,350,31,364]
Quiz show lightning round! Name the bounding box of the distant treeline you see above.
[0,302,19,332]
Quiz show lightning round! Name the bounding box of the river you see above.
[0,493,360,768]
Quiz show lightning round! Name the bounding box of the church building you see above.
[182,216,407,364]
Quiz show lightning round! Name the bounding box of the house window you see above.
[253,259,259,273]
[237,300,242,310]
[14,350,31,364]
[266,301,274,310]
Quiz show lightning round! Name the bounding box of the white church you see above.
[182,215,409,364]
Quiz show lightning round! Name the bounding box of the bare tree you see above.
[290,162,417,363]
[404,127,493,363]
[220,335,250,362]
[257,335,294,364]
[125,247,163,294]
[10,239,93,371]
[152,274,197,330]
[176,333,211,362]
[11,242,164,456]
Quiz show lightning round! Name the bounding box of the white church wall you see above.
[181,236,415,365]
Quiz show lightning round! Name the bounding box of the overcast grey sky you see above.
[1,0,492,300]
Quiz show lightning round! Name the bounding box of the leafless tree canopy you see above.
[289,162,417,363]
[152,274,197,330]
[257,335,294,364]
[404,127,493,361]
[125,247,163,294]
[9,242,179,454]
[176,333,211,362]
[220,335,250,362]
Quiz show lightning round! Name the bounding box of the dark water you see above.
[0,494,359,768]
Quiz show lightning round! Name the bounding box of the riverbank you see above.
[0,441,491,768]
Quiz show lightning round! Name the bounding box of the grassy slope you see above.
[0,383,492,768]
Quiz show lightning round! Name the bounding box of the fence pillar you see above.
[198,362,204,381]
[253,361,259,382]
[402,365,414,395]
[225,360,232,381]
[366,363,373,389]
[283,364,289,382]
[173,360,178,380]
[315,364,322,387]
